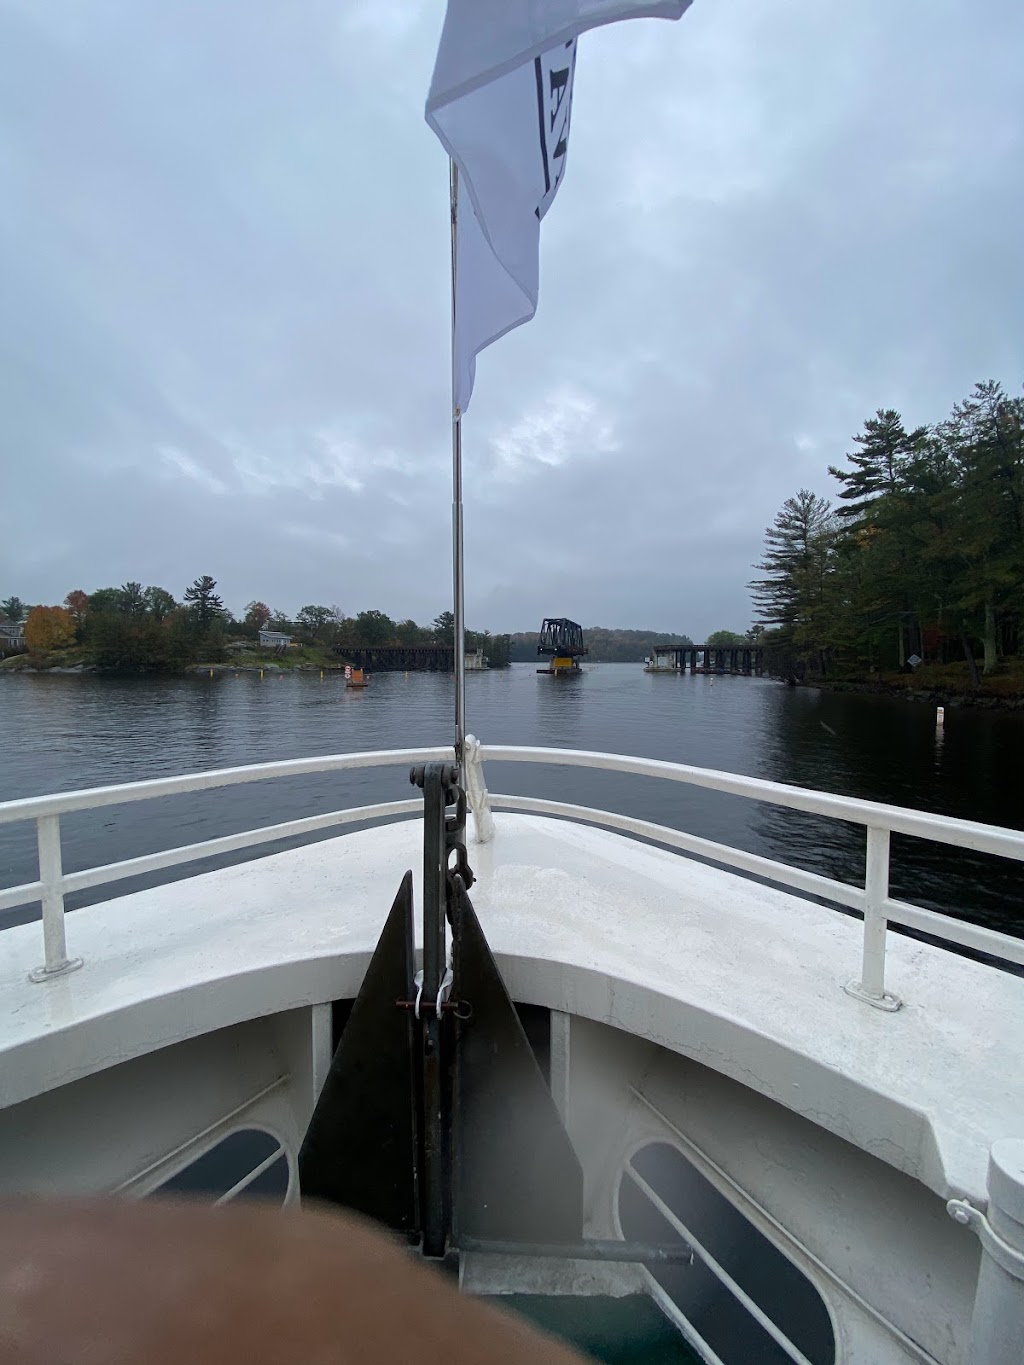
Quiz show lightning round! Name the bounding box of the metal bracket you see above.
[28,956,84,984]
[459,1236,695,1266]
[843,980,902,1012]
[409,967,454,1021]
[947,1200,1024,1281]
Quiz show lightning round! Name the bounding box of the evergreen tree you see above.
[828,409,928,520]
[183,575,224,631]
[936,381,1024,672]
[119,582,146,615]
[749,490,836,628]
[752,381,1024,685]
[432,611,455,645]
[829,411,930,665]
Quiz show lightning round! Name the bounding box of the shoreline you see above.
[0,658,344,677]
[800,676,1024,711]
[5,658,1024,710]
[0,658,510,677]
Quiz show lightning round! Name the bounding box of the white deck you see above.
[3,813,1021,1206]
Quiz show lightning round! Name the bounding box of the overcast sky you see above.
[1,0,1021,639]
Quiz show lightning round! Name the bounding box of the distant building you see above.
[465,649,488,671]
[645,649,679,672]
[0,622,26,651]
[258,630,292,650]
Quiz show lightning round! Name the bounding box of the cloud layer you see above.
[1,0,1021,636]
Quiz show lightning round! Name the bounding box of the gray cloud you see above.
[1,0,1021,637]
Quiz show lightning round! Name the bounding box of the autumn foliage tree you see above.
[244,601,272,632]
[64,590,89,625]
[24,607,76,654]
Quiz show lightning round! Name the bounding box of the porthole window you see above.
[153,1128,290,1204]
[619,1141,834,1365]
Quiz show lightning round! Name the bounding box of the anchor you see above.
[299,763,691,1271]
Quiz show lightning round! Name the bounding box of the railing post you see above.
[949,1140,1024,1365]
[29,814,83,983]
[844,825,901,1011]
[463,734,494,844]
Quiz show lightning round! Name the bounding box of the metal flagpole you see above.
[450,159,466,771]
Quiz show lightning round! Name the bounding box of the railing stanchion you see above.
[29,814,83,983]
[845,825,901,1011]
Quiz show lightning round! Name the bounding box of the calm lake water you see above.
[2,665,1023,941]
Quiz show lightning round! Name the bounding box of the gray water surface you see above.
[2,666,1022,938]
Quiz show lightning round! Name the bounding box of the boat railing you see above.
[1,739,1022,1009]
[0,745,451,983]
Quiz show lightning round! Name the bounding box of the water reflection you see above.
[534,672,587,750]
[752,684,1024,932]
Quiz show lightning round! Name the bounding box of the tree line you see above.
[750,380,1024,685]
[0,582,511,671]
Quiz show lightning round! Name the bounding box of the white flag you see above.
[426,1,692,412]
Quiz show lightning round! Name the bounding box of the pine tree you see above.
[828,410,928,521]
[935,381,1024,672]
[183,575,225,631]
[119,582,146,615]
[829,411,931,665]
[749,490,837,670]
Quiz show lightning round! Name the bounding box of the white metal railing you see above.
[474,744,1024,1010]
[1,739,1023,1006]
[0,746,451,981]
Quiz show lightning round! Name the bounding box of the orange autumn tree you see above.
[64,589,89,625]
[24,606,76,654]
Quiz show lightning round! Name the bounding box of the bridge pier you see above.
[651,645,765,676]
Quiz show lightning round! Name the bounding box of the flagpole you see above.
[450,158,466,771]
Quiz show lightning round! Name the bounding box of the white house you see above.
[258,630,292,650]
[0,622,26,651]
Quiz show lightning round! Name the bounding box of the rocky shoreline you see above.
[0,660,345,677]
[803,677,1024,711]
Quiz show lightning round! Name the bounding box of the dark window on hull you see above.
[619,1142,834,1365]
[154,1128,288,1204]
